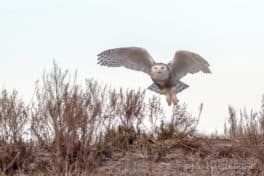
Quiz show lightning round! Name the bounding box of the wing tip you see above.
[204,67,212,74]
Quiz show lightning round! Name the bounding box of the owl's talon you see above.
[167,100,172,106]
[172,98,179,105]
[166,94,172,106]
[172,94,178,105]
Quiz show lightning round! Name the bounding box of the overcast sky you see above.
[1,0,264,133]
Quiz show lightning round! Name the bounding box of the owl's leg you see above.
[166,93,172,106]
[172,93,179,105]
[162,88,172,106]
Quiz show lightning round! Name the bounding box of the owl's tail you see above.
[147,80,189,95]
[172,80,189,94]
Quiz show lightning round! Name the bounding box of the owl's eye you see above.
[161,66,164,69]
[154,67,157,69]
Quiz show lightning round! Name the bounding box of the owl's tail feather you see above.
[147,81,189,95]
[171,80,189,94]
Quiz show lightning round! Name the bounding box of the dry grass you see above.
[0,62,264,175]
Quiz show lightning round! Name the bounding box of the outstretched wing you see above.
[168,50,211,80]
[97,47,155,75]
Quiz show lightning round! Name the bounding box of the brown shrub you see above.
[225,101,264,145]
[156,104,202,140]
[0,89,28,144]
[0,61,201,174]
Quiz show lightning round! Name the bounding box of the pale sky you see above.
[1,0,264,133]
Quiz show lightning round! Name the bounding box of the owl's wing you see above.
[97,47,155,75]
[168,50,211,81]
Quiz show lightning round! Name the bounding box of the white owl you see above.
[97,47,211,106]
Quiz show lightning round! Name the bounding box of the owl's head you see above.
[150,63,170,80]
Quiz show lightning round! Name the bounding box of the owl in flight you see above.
[97,47,211,106]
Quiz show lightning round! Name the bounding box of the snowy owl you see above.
[97,47,211,106]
